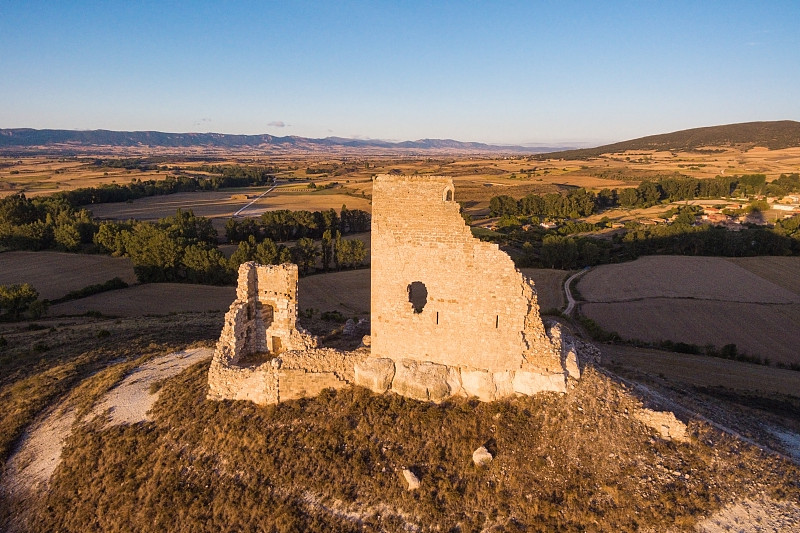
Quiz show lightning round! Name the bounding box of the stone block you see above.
[391,360,451,402]
[512,371,566,395]
[461,369,496,402]
[354,357,395,393]
[564,348,581,380]
[493,371,515,399]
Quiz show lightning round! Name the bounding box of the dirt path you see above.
[3,348,213,505]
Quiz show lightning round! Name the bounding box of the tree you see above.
[0,283,40,320]
[181,245,232,285]
[320,230,333,271]
[489,195,519,217]
[291,237,318,275]
[254,238,279,265]
[229,236,257,269]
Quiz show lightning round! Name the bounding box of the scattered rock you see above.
[564,348,581,380]
[360,335,371,347]
[402,468,420,490]
[354,357,395,393]
[472,446,493,467]
[634,408,689,443]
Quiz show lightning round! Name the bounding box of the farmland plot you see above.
[577,256,800,365]
[520,268,569,311]
[87,188,371,223]
[0,251,137,300]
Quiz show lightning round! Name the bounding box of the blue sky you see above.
[1,1,798,145]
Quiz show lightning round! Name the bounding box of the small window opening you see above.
[407,281,428,314]
[436,311,439,324]
[495,315,499,328]
[272,336,283,354]
[445,189,453,202]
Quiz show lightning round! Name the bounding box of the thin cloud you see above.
[268,121,287,128]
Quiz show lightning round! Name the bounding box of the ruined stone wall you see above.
[208,262,324,404]
[370,175,561,373]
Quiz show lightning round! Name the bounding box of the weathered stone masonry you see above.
[208,175,585,405]
[207,262,366,404]
[358,175,574,402]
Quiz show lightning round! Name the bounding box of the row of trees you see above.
[225,206,370,243]
[490,173,800,219]
[62,166,275,206]
[94,209,368,284]
[228,231,367,277]
[507,213,800,269]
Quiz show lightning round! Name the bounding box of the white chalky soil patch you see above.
[90,348,212,426]
[3,348,213,503]
[695,497,800,532]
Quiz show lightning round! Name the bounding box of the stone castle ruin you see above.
[208,175,586,405]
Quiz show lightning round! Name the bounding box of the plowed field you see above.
[577,256,800,365]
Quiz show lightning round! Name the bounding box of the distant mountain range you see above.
[1,121,798,156]
[0,129,565,154]
[540,120,800,159]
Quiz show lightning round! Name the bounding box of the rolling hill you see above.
[537,120,800,159]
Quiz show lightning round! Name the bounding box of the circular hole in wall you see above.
[407,281,428,313]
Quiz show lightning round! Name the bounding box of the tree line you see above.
[225,206,370,243]
[0,192,369,286]
[490,173,800,219]
[505,212,800,269]
[62,165,276,206]
[93,209,368,284]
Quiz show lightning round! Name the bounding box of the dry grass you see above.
[19,361,799,532]
[0,251,137,300]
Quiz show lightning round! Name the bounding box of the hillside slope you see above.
[539,120,800,159]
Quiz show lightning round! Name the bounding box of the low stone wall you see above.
[208,348,370,405]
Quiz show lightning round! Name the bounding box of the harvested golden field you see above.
[86,187,371,221]
[728,256,800,295]
[577,256,799,303]
[48,283,236,317]
[583,300,800,365]
[577,256,800,365]
[520,268,568,311]
[0,251,137,300]
[298,269,371,316]
[47,270,371,318]
[601,344,799,397]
